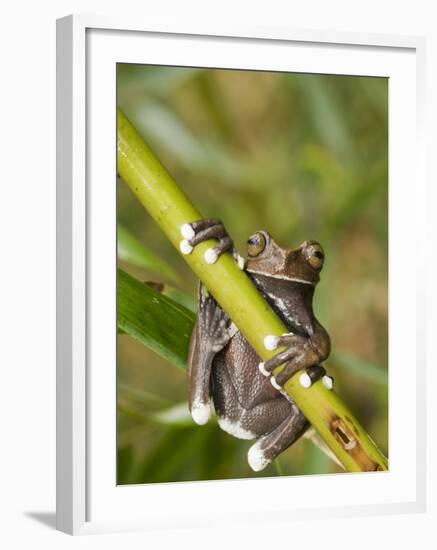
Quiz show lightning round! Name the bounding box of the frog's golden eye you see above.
[304,243,325,270]
[247,232,266,257]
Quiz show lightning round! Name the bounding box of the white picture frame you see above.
[56,14,427,535]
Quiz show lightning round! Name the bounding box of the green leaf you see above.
[117,269,195,370]
[118,225,179,282]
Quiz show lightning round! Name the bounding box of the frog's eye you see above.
[247,232,266,257]
[304,243,325,270]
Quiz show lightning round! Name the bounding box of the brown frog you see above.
[180,218,332,471]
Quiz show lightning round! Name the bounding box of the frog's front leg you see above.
[179,218,245,268]
[187,283,235,425]
[259,326,333,390]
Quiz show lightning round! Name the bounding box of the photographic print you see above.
[116,64,388,484]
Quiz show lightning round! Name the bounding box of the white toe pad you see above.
[180,223,195,239]
[191,402,211,425]
[263,335,279,351]
[258,362,270,377]
[236,254,245,270]
[204,248,218,264]
[248,444,269,472]
[299,372,312,388]
[180,239,193,255]
[270,377,282,390]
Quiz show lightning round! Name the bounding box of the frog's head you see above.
[245,230,325,285]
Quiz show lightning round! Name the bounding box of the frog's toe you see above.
[179,239,194,255]
[299,372,312,388]
[258,362,270,377]
[263,335,280,351]
[204,235,233,264]
[180,223,195,240]
[204,247,219,264]
[232,249,246,270]
[248,441,270,472]
[322,375,334,390]
[191,400,211,425]
[270,376,282,391]
[298,365,327,388]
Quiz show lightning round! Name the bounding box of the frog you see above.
[179,218,332,472]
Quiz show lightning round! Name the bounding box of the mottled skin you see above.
[186,221,331,471]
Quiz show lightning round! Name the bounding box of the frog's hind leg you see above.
[187,284,235,426]
[247,406,309,472]
[211,355,259,441]
[212,354,309,468]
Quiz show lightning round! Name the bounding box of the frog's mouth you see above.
[246,268,316,285]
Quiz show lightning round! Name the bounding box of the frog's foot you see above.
[247,408,309,472]
[180,218,244,268]
[247,440,270,472]
[188,283,235,426]
[197,283,235,352]
[258,333,309,383]
[259,333,331,389]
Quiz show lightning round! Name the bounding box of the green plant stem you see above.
[117,108,388,473]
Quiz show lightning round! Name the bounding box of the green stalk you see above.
[117,108,388,473]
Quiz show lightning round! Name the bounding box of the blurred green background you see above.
[117,64,388,484]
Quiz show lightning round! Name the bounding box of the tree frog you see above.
[179,218,332,471]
